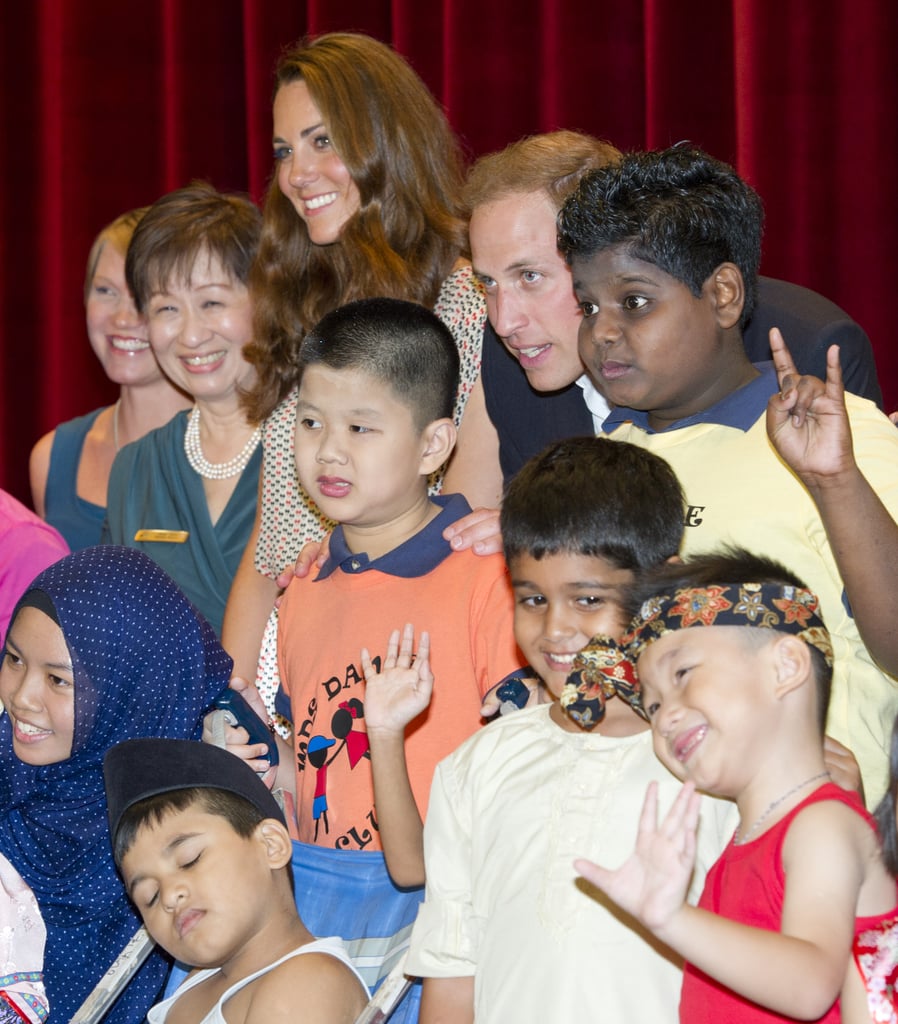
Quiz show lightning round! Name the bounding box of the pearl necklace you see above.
[733,770,830,845]
[183,406,261,481]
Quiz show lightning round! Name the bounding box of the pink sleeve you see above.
[0,521,69,642]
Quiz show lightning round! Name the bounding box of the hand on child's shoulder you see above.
[443,506,502,555]
[243,950,367,1024]
[276,534,331,592]
[823,735,864,801]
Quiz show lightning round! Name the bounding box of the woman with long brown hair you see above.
[223,33,487,677]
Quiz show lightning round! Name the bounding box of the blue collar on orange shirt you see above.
[315,493,473,581]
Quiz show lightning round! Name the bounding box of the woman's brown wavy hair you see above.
[243,32,467,422]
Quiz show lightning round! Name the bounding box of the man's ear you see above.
[419,419,457,474]
[256,819,293,869]
[770,634,813,701]
[709,262,745,330]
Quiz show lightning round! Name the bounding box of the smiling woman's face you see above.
[272,80,361,246]
[145,252,256,406]
[86,242,162,387]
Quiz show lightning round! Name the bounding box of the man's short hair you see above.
[464,131,620,214]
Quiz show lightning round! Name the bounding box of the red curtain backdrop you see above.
[2,0,896,501]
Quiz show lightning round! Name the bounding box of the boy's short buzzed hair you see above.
[112,786,270,867]
[626,548,833,733]
[299,297,460,429]
[463,130,621,215]
[500,436,685,571]
[556,145,764,327]
[126,180,262,313]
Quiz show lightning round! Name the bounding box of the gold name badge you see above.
[133,529,190,543]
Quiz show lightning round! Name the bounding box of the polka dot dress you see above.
[0,546,232,1023]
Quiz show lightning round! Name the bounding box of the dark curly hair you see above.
[557,145,763,328]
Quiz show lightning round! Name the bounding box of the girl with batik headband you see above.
[0,547,231,1023]
[573,547,898,1024]
[222,32,487,679]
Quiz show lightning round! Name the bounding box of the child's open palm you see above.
[361,624,434,734]
[574,781,701,933]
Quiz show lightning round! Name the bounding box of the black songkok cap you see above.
[103,738,285,838]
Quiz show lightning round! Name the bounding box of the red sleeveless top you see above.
[680,782,898,1023]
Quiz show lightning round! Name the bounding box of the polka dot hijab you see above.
[0,546,232,1024]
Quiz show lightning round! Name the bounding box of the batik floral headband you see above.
[560,581,832,729]
[559,641,647,729]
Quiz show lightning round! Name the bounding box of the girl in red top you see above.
[574,549,898,1024]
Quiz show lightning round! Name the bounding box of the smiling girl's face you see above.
[0,605,75,765]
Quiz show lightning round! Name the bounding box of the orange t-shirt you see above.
[277,505,520,851]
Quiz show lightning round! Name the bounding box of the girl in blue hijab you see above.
[0,546,231,1023]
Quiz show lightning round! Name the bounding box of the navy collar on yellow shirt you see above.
[316,493,472,581]
[602,363,777,435]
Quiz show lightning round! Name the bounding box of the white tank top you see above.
[147,935,368,1023]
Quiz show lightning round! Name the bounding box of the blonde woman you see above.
[29,209,189,549]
